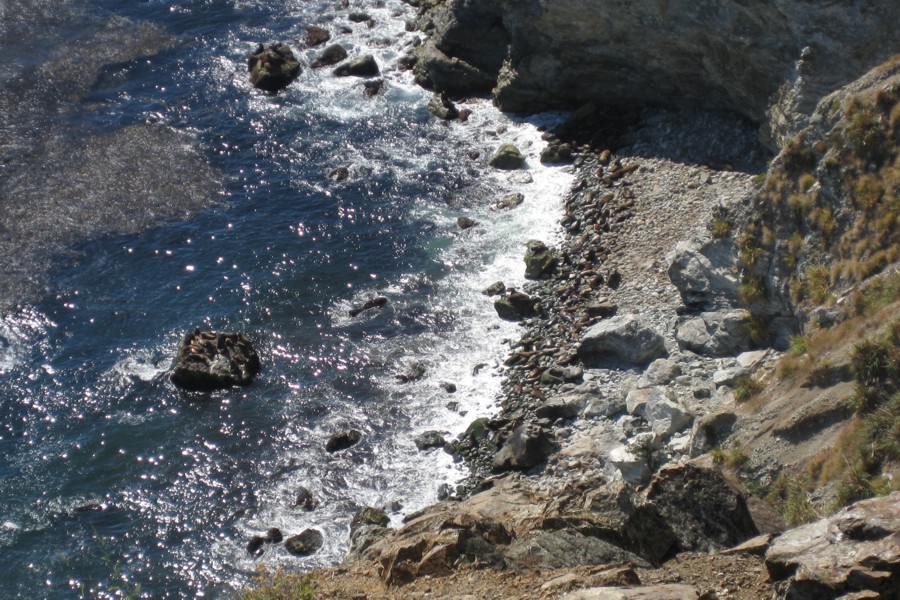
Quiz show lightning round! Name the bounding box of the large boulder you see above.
[488,144,526,169]
[523,240,556,279]
[625,387,692,438]
[170,329,260,391]
[645,459,758,552]
[561,585,700,600]
[494,291,538,321]
[311,44,348,68]
[334,55,380,78]
[504,530,649,570]
[578,315,667,367]
[247,43,301,93]
[675,309,751,357]
[492,423,555,472]
[766,492,900,599]
[284,529,324,556]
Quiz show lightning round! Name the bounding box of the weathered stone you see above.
[676,310,751,357]
[414,430,446,451]
[585,301,618,318]
[492,423,555,471]
[311,44,348,69]
[334,55,380,78]
[493,192,525,210]
[561,584,700,600]
[457,216,477,229]
[488,144,526,170]
[579,315,667,367]
[295,486,318,511]
[608,444,651,485]
[713,366,749,387]
[504,530,650,570]
[541,142,574,164]
[667,241,738,309]
[524,239,556,279]
[350,506,390,537]
[646,459,758,552]
[171,330,261,391]
[248,43,301,93]
[428,92,459,120]
[482,281,506,296]
[626,388,692,438]
[303,25,330,47]
[766,493,900,600]
[494,291,538,321]
[396,362,426,383]
[644,358,682,385]
[535,395,585,420]
[284,529,324,556]
[325,429,362,452]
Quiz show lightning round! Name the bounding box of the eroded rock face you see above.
[766,492,900,600]
[171,329,260,391]
[416,0,899,145]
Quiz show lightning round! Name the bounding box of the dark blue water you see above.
[0,0,569,596]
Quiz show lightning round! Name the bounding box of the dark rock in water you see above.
[325,429,362,452]
[295,486,318,511]
[348,295,387,317]
[311,44,348,68]
[170,329,260,391]
[334,55,380,78]
[265,527,283,543]
[524,239,556,279]
[457,216,477,229]
[284,529,324,556]
[540,142,574,164]
[396,362,426,383]
[304,25,331,47]
[247,535,266,557]
[246,528,283,557]
[492,423,555,472]
[350,506,390,537]
[482,281,506,296]
[328,166,350,181]
[248,43,301,93]
[494,291,537,321]
[428,92,459,120]
[363,79,384,97]
[440,381,457,393]
[457,108,472,122]
[348,12,372,23]
[488,144,526,169]
[396,52,418,71]
[436,483,453,501]
[414,430,446,451]
[492,192,524,210]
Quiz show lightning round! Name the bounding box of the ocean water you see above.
[0,0,571,597]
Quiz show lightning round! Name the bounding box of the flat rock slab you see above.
[171,329,260,391]
[561,584,699,599]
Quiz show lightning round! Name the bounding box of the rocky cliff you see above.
[414,0,900,146]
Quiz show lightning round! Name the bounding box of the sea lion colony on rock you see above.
[171,328,260,390]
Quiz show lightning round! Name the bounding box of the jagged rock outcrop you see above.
[766,492,900,599]
[415,0,899,146]
[171,329,260,390]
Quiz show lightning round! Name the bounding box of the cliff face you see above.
[415,0,900,146]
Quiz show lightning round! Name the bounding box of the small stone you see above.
[311,44,348,68]
[325,429,362,452]
[482,281,506,296]
[334,55,380,78]
[457,216,477,229]
[488,144,526,170]
[284,529,324,556]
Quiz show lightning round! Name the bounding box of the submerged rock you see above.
[325,429,362,452]
[248,43,301,93]
[295,486,318,511]
[170,329,260,391]
[348,295,387,317]
[303,25,331,47]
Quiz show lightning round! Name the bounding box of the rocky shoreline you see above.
[247,1,900,597]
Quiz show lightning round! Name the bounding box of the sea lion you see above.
[200,331,216,340]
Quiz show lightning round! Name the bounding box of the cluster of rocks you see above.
[247,9,392,95]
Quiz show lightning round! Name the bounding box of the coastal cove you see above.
[3,0,900,598]
[0,0,573,596]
